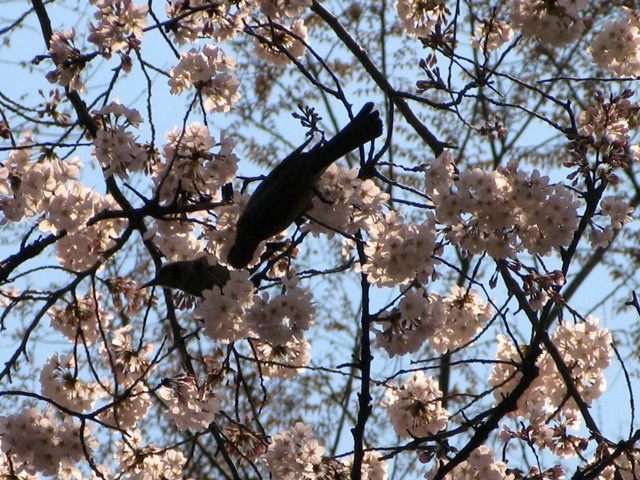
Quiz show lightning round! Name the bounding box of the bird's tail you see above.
[312,103,383,173]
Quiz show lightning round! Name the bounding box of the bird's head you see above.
[227,229,261,269]
[142,258,230,297]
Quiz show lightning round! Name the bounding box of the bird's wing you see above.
[237,149,316,240]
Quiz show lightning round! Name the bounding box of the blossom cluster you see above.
[194,269,255,342]
[590,196,634,248]
[427,153,580,260]
[244,275,317,345]
[87,0,148,55]
[94,325,155,429]
[254,337,311,379]
[193,264,317,348]
[430,285,495,354]
[257,0,312,18]
[263,422,326,479]
[590,8,640,77]
[164,0,311,48]
[114,430,191,480]
[0,408,96,478]
[509,0,586,46]
[0,134,126,271]
[48,291,113,344]
[262,422,388,479]
[168,45,241,113]
[471,19,514,52]
[253,18,308,67]
[40,353,103,413]
[371,285,490,356]
[305,164,390,238]
[153,121,239,203]
[490,316,612,457]
[395,0,450,37]
[360,212,440,287]
[165,0,251,45]
[426,445,514,480]
[93,100,147,179]
[373,288,446,357]
[382,371,449,439]
[45,29,86,92]
[158,374,224,431]
[577,92,639,148]
[147,219,205,263]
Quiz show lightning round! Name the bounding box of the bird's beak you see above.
[140,279,157,290]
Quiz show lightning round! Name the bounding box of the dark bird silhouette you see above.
[227,103,383,269]
[142,257,230,297]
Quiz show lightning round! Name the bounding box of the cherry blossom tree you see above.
[1,0,640,479]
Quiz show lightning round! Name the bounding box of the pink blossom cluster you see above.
[93,100,146,179]
[193,263,316,350]
[490,316,612,457]
[599,450,640,480]
[577,94,639,146]
[147,220,204,263]
[263,422,326,479]
[382,371,449,439]
[48,291,112,344]
[257,0,312,19]
[99,324,155,384]
[153,121,239,203]
[51,206,126,271]
[509,0,586,46]
[426,445,514,480]
[40,353,103,412]
[87,0,148,54]
[590,196,634,248]
[306,164,390,238]
[254,337,311,379]
[194,269,255,342]
[340,451,389,480]
[394,0,450,37]
[471,19,514,52]
[100,383,152,430]
[0,135,126,271]
[360,212,440,287]
[95,325,155,429]
[168,45,241,113]
[0,408,96,478]
[427,153,580,259]
[0,449,38,480]
[430,285,495,354]
[45,29,85,92]
[114,430,191,480]
[245,275,316,345]
[262,422,387,479]
[0,134,81,223]
[590,8,640,77]
[253,18,309,67]
[164,0,251,45]
[373,288,446,357]
[354,278,493,368]
[158,374,224,431]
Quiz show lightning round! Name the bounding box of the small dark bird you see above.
[227,103,383,269]
[142,257,231,297]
